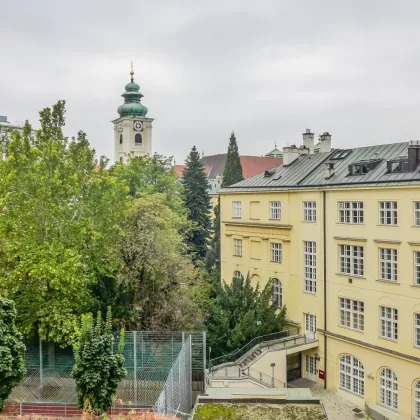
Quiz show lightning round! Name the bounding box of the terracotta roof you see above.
[201,154,282,179]
[173,164,211,178]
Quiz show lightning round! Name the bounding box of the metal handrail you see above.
[209,328,298,369]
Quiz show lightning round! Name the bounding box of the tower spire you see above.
[130,61,134,82]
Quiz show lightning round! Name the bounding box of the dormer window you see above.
[331,149,352,160]
[387,157,408,173]
[348,159,381,176]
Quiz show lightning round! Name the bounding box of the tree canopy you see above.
[182,146,211,262]
[207,273,286,358]
[0,101,129,346]
[0,297,25,413]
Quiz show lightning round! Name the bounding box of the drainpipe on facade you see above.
[323,190,327,389]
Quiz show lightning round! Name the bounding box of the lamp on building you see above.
[314,353,321,361]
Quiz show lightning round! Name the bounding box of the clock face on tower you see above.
[133,120,143,131]
[117,122,123,132]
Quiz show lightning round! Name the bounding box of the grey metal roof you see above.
[220,142,420,192]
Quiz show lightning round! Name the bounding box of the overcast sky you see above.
[2,1,420,163]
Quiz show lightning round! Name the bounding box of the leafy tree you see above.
[205,197,221,275]
[182,146,211,262]
[0,101,129,346]
[0,297,25,413]
[221,132,243,188]
[118,194,206,331]
[72,307,126,415]
[207,273,286,358]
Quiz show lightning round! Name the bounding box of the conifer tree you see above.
[221,131,243,188]
[182,146,211,262]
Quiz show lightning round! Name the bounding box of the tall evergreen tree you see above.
[221,131,243,188]
[182,146,211,262]
[206,132,244,274]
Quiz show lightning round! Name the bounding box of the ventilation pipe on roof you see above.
[264,168,276,177]
[408,140,420,172]
[282,145,299,166]
[302,129,314,153]
[319,132,332,153]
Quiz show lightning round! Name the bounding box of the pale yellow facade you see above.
[220,185,420,419]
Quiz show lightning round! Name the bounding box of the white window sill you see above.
[233,255,242,258]
[302,290,317,296]
[376,224,399,227]
[270,261,282,264]
[338,325,364,334]
[335,272,366,279]
[269,218,282,222]
[336,222,365,226]
[376,279,400,285]
[379,336,398,343]
[302,220,317,223]
[410,284,420,288]
[338,387,364,399]
[232,216,242,219]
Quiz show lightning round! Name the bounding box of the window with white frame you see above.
[379,201,398,225]
[380,368,398,411]
[270,201,281,220]
[233,270,242,279]
[414,381,420,420]
[415,202,420,227]
[379,248,398,282]
[303,201,317,222]
[339,298,364,332]
[232,201,241,218]
[304,241,317,293]
[339,245,364,276]
[339,355,365,397]
[271,242,282,263]
[380,306,398,341]
[233,239,242,257]
[415,251,420,286]
[305,313,316,336]
[338,202,364,224]
[415,314,420,348]
[271,278,282,308]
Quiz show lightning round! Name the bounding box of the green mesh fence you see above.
[9,331,205,406]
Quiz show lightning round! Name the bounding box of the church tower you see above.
[113,67,154,163]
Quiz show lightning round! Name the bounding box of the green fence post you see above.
[133,332,137,403]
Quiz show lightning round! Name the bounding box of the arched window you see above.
[414,381,420,420]
[380,368,398,411]
[135,133,142,145]
[339,355,364,397]
[271,278,282,308]
[119,134,123,144]
[233,271,242,279]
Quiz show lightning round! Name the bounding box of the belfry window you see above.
[119,134,123,144]
[135,133,142,145]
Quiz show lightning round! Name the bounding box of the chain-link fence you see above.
[9,331,204,409]
[155,335,192,418]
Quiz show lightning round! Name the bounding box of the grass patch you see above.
[193,403,326,420]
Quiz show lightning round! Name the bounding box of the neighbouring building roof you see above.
[265,147,283,158]
[220,142,420,192]
[200,154,283,179]
[173,164,210,178]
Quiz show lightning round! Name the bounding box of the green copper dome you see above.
[117,70,148,117]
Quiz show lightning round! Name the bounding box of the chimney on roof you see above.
[319,132,332,153]
[298,145,309,156]
[282,145,299,166]
[408,140,420,172]
[302,129,314,153]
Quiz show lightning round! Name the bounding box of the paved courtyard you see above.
[289,379,366,420]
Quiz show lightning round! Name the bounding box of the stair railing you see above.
[209,327,298,370]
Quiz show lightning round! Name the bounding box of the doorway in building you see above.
[305,313,316,340]
[287,352,301,382]
[305,355,317,382]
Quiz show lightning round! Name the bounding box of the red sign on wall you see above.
[319,370,325,380]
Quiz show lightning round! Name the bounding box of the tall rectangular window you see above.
[415,202,420,227]
[233,239,242,257]
[379,201,398,225]
[304,241,316,293]
[380,306,398,341]
[379,248,398,282]
[415,251,420,286]
[415,314,420,348]
[270,201,281,220]
[338,202,364,224]
[339,245,364,276]
[232,201,241,218]
[339,298,364,332]
[271,242,282,263]
[303,201,317,222]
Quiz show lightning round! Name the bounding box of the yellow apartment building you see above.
[219,132,420,420]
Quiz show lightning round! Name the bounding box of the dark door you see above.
[287,352,301,382]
